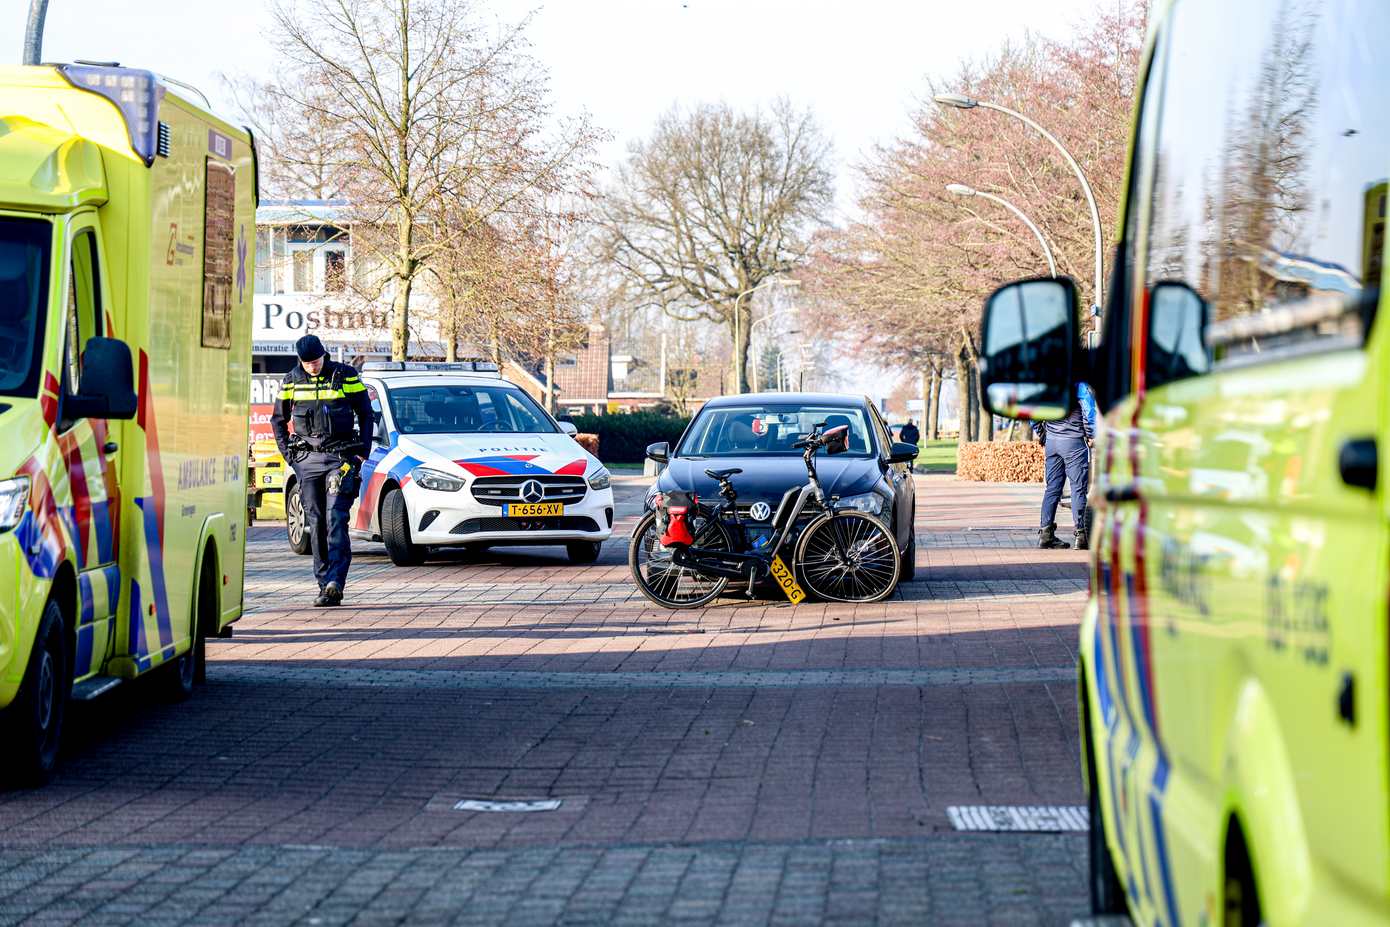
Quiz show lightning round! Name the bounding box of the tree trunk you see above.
[927,360,942,441]
[390,271,413,361]
[953,351,971,449]
[543,321,555,413]
[390,2,413,361]
[919,366,931,445]
[976,361,993,441]
[444,304,458,362]
[731,300,753,393]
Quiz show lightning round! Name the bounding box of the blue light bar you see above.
[56,64,164,167]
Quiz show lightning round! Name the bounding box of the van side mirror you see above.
[558,420,578,436]
[64,337,137,421]
[979,277,1078,421]
[372,412,388,445]
[646,441,670,463]
[1147,281,1210,388]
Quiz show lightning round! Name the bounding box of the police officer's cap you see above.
[295,334,327,361]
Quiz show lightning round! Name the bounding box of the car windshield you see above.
[0,217,53,399]
[386,383,558,435]
[677,404,876,458]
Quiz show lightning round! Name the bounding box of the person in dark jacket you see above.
[899,419,920,446]
[1032,382,1096,550]
[270,335,374,606]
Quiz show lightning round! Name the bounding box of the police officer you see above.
[1033,381,1097,550]
[270,335,373,606]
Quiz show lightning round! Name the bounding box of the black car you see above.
[644,393,919,583]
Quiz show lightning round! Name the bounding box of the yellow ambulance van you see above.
[976,0,1389,923]
[0,63,255,783]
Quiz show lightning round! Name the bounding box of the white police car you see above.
[285,361,614,566]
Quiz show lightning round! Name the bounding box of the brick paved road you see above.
[0,475,1092,926]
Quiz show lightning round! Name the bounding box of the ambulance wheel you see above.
[158,601,205,702]
[1088,754,1127,914]
[567,541,603,564]
[286,482,311,555]
[381,487,426,566]
[4,599,68,786]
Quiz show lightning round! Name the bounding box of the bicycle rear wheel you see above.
[795,510,901,603]
[630,510,731,609]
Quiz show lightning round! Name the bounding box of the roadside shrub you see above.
[565,412,690,463]
[957,441,1044,482]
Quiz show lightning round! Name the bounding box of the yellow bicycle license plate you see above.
[770,555,806,604]
[504,502,564,517]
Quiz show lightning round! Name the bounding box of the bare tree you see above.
[254,0,599,359]
[600,101,833,392]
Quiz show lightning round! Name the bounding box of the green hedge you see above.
[566,412,691,463]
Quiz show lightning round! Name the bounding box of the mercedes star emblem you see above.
[749,502,772,522]
[520,479,545,503]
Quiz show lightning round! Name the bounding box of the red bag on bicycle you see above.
[656,491,697,547]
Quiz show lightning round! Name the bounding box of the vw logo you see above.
[519,479,545,503]
[749,501,772,522]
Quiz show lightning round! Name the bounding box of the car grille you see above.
[469,475,587,506]
[451,516,601,534]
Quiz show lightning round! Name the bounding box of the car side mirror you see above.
[64,337,137,421]
[372,412,388,445]
[646,441,670,463]
[979,276,1078,421]
[887,441,918,465]
[1147,280,1210,388]
[558,420,578,436]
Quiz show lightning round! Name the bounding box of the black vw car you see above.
[644,393,919,582]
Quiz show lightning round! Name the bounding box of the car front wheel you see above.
[381,487,427,566]
[3,599,68,786]
[567,540,603,564]
[286,481,311,555]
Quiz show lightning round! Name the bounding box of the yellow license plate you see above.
[504,502,564,517]
[770,555,806,604]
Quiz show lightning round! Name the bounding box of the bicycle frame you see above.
[666,435,839,584]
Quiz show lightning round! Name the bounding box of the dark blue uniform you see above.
[270,359,373,599]
[1034,383,1096,538]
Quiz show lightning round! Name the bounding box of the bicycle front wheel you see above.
[629,510,731,609]
[795,511,901,603]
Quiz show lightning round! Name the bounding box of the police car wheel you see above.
[567,541,603,564]
[286,482,311,556]
[381,487,426,566]
[3,599,67,786]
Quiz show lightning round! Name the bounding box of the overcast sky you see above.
[33,0,1113,398]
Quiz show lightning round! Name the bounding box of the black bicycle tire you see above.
[794,510,901,603]
[629,510,731,609]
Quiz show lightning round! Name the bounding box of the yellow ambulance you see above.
[977,0,1389,923]
[0,63,255,783]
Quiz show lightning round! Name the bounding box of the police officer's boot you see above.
[1039,524,1069,549]
[1074,528,1089,550]
[323,581,343,606]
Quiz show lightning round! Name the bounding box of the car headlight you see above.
[838,492,885,515]
[588,467,611,490]
[411,467,466,492]
[0,476,30,533]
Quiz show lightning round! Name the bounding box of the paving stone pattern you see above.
[0,475,1093,925]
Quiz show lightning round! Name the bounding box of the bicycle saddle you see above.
[704,467,743,481]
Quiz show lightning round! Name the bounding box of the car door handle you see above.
[1338,438,1376,491]
[1104,484,1139,503]
[103,441,118,454]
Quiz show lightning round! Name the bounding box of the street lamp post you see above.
[23,0,50,65]
[935,93,1103,320]
[945,183,1056,277]
[731,277,800,394]
[749,312,800,392]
